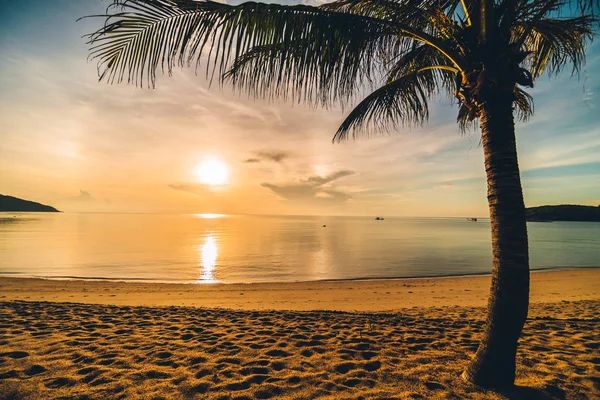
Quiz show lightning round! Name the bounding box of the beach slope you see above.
[1,268,598,311]
[1,269,598,399]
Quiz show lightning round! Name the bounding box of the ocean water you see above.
[0,213,598,284]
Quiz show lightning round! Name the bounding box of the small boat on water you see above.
[375,217,384,220]
[467,217,478,222]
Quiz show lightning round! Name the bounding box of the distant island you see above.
[526,205,600,222]
[0,194,60,212]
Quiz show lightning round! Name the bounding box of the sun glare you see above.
[198,235,218,283]
[195,213,225,219]
[195,159,228,186]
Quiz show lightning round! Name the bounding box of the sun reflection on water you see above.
[198,235,218,283]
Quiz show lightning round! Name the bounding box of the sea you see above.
[0,213,598,284]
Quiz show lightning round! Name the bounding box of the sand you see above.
[0,269,599,399]
[1,268,598,311]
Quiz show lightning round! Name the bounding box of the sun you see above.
[194,159,229,186]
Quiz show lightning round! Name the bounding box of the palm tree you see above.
[84,0,596,389]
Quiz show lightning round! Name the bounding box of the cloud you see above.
[257,151,289,164]
[55,190,110,212]
[243,150,290,164]
[261,183,352,203]
[64,190,95,203]
[304,170,355,186]
[440,182,454,188]
[261,170,355,203]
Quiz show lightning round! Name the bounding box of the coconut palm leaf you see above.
[322,0,461,25]
[386,44,458,96]
[86,1,398,89]
[216,18,399,106]
[578,0,600,13]
[333,66,455,141]
[517,16,596,77]
[221,40,371,106]
[457,102,476,131]
[513,87,534,121]
[85,0,468,96]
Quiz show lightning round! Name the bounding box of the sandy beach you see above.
[1,268,599,311]
[1,269,599,399]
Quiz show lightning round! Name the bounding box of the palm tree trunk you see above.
[462,92,530,388]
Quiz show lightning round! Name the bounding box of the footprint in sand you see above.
[363,360,382,371]
[342,378,376,388]
[188,356,208,366]
[301,349,314,357]
[360,351,378,360]
[215,357,241,365]
[3,351,29,359]
[334,362,357,374]
[189,382,212,394]
[243,359,270,367]
[0,370,19,379]
[89,376,114,386]
[239,366,270,376]
[45,377,76,389]
[425,381,445,390]
[23,365,47,376]
[254,384,284,399]
[270,361,286,371]
[265,349,290,357]
[81,369,105,384]
[141,369,171,380]
[194,369,212,379]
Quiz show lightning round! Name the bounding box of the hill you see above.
[525,205,600,222]
[0,194,60,212]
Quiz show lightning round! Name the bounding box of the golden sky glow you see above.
[0,1,599,217]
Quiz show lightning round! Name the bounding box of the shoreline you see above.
[1,264,597,286]
[1,267,598,311]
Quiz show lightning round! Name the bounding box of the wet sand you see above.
[1,269,599,399]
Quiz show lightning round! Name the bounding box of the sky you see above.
[0,0,599,217]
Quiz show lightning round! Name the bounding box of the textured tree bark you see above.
[462,92,530,388]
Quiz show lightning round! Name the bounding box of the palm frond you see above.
[217,15,397,106]
[513,87,534,121]
[323,0,470,70]
[86,0,470,106]
[457,102,480,131]
[576,0,600,14]
[322,0,462,24]
[387,44,457,97]
[333,68,452,141]
[85,0,409,104]
[517,16,596,77]
[85,0,215,87]
[513,0,565,23]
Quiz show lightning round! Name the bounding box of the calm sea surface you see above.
[0,213,598,284]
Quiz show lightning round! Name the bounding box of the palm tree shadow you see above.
[500,385,565,400]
